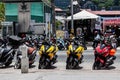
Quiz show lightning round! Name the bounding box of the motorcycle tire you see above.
[14,57,21,69]
[38,57,48,69]
[5,62,12,67]
[92,62,101,70]
[66,57,74,69]
[38,61,48,69]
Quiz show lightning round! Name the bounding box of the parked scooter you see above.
[92,40,116,70]
[0,44,15,67]
[14,37,37,69]
[38,39,58,69]
[66,37,84,69]
[0,36,21,67]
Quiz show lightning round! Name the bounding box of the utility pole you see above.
[71,0,74,34]
[51,0,56,35]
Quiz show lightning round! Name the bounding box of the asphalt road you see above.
[0,47,120,80]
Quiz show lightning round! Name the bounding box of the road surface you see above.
[0,47,120,80]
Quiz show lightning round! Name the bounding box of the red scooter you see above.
[14,40,37,69]
[92,43,116,70]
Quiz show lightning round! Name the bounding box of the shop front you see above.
[102,18,120,37]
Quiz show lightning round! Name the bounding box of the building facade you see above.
[3,1,52,35]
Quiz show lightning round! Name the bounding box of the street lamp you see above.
[71,0,74,34]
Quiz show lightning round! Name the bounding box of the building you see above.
[88,10,120,38]
[2,0,53,36]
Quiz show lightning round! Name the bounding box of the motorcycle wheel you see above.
[92,62,101,70]
[5,62,12,67]
[38,57,48,69]
[14,57,21,69]
[66,57,74,69]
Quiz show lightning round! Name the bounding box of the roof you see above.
[55,7,63,11]
[73,1,78,5]
[67,10,99,20]
[88,10,120,16]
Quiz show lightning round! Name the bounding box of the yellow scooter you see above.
[66,39,84,69]
[38,40,58,69]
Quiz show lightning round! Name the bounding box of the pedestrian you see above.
[110,34,117,49]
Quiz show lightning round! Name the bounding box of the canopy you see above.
[55,16,66,23]
[67,10,99,20]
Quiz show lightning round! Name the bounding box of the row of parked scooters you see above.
[0,34,116,70]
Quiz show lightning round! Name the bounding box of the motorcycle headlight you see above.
[73,47,76,51]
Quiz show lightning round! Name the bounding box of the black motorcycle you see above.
[0,45,16,67]
[0,36,21,67]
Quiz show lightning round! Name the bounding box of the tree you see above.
[92,0,114,10]
[0,2,5,29]
[0,2,5,22]
[56,20,62,30]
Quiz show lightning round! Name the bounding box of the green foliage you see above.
[91,0,114,9]
[0,2,5,22]
[91,0,99,5]
[56,20,62,29]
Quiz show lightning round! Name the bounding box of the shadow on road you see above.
[45,66,57,69]
[93,66,116,70]
[29,65,36,68]
[105,66,116,70]
[66,66,83,70]
[0,65,14,69]
[73,66,83,70]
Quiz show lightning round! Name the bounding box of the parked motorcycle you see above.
[57,38,65,50]
[92,43,116,70]
[14,37,37,69]
[38,40,58,69]
[0,45,15,67]
[0,36,21,67]
[66,38,84,69]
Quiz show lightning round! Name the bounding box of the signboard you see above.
[103,18,120,25]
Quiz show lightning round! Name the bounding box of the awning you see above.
[5,3,18,21]
[31,2,44,22]
[67,10,99,20]
[55,16,66,23]
[5,3,18,16]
